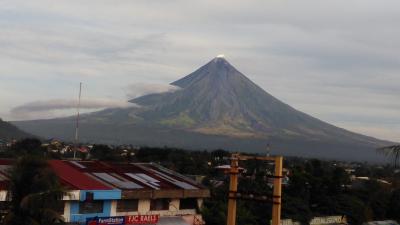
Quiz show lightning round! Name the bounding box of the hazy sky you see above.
[0,0,399,142]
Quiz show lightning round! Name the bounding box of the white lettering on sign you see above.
[126,215,160,224]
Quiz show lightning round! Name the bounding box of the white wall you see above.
[63,190,80,200]
[0,190,7,201]
[63,202,71,222]
[114,199,199,217]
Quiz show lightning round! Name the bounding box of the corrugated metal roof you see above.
[48,160,112,190]
[68,161,204,191]
[92,172,143,189]
[0,160,209,199]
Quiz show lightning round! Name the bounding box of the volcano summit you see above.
[13,57,391,161]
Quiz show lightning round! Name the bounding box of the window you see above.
[79,201,104,214]
[117,199,138,212]
[180,198,197,210]
[150,199,169,211]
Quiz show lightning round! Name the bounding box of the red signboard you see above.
[125,215,160,224]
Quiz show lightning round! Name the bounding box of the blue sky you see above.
[0,0,399,142]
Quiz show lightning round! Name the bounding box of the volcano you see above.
[13,56,391,161]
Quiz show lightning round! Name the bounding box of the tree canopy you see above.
[4,156,64,225]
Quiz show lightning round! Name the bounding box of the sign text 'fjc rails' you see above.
[126,215,159,224]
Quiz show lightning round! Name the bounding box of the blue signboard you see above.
[86,216,125,225]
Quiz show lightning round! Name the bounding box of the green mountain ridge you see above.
[0,118,32,141]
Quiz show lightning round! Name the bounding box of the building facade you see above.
[0,160,210,225]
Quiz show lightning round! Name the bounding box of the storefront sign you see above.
[86,217,125,225]
[86,215,160,225]
[126,215,159,224]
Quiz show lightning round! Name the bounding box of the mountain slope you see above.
[130,57,382,145]
[13,56,392,161]
[0,118,32,140]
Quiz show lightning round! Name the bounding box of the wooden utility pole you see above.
[272,156,283,225]
[227,154,239,225]
[226,154,283,225]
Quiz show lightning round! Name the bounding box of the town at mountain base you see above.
[13,57,393,162]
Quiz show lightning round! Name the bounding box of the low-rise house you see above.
[0,139,7,151]
[363,221,399,225]
[310,216,347,225]
[350,176,391,189]
[0,160,210,225]
[279,216,347,225]
[344,168,355,175]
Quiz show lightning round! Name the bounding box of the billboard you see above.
[86,215,160,225]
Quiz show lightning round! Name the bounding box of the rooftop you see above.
[0,160,210,199]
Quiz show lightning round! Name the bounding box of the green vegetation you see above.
[160,112,197,128]
[2,139,65,225]
[4,157,64,225]
[132,147,400,225]
[9,138,45,156]
[90,144,119,161]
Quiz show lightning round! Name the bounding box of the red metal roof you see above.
[48,160,112,190]
[67,161,203,191]
[0,159,204,192]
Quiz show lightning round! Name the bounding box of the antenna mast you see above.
[73,82,82,159]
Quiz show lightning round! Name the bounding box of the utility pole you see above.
[272,156,283,225]
[227,154,239,225]
[226,154,283,225]
[73,82,82,160]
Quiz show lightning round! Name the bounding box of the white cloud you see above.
[124,83,181,100]
[10,98,134,120]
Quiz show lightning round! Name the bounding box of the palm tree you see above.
[3,156,65,225]
[377,145,400,168]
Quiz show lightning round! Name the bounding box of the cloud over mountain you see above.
[11,98,134,119]
[125,83,181,100]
